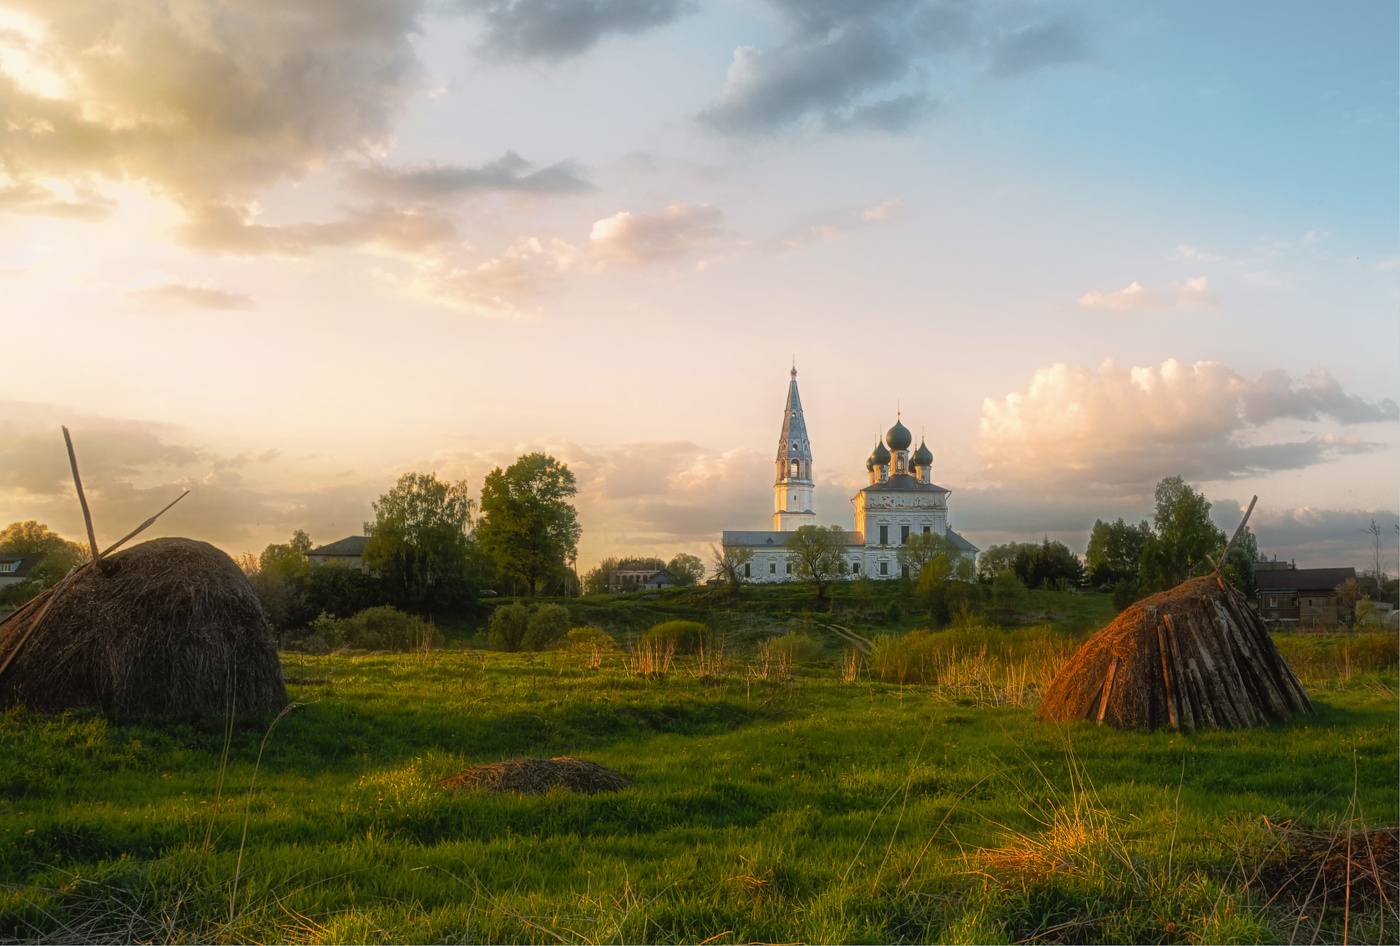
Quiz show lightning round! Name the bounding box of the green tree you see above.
[363,472,477,612]
[476,454,580,597]
[486,602,530,652]
[1013,537,1085,589]
[1085,518,1152,586]
[784,525,848,603]
[916,555,975,624]
[1138,476,1226,590]
[666,552,706,586]
[258,529,312,581]
[896,531,958,579]
[975,542,1037,583]
[710,542,753,595]
[581,556,620,595]
[0,520,88,592]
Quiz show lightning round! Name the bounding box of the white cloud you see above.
[391,236,580,318]
[129,282,254,311]
[1174,244,1225,263]
[1077,276,1217,311]
[975,358,1397,492]
[588,202,723,266]
[782,197,902,247]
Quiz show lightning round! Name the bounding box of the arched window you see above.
[791,459,799,477]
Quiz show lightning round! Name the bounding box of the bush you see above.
[487,603,530,652]
[567,626,615,651]
[1112,580,1142,613]
[522,603,571,651]
[642,620,708,654]
[766,631,823,664]
[339,605,439,651]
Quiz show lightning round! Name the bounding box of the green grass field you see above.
[1,608,1396,944]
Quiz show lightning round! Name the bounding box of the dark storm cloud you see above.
[462,0,695,61]
[699,0,1094,136]
[348,152,593,201]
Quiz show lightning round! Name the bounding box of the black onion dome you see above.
[871,441,891,464]
[912,439,934,466]
[885,418,912,451]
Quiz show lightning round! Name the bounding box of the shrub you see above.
[766,631,823,664]
[522,603,571,651]
[642,620,708,654]
[567,626,615,651]
[337,605,440,652]
[487,603,530,652]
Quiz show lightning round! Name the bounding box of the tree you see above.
[363,472,477,612]
[1138,476,1226,590]
[785,525,848,602]
[1085,518,1152,586]
[487,602,530,652]
[258,529,312,581]
[667,552,706,586]
[976,542,1037,583]
[710,542,753,595]
[522,603,571,650]
[1014,537,1085,589]
[897,531,958,579]
[916,555,975,624]
[476,454,580,597]
[0,521,89,593]
[581,556,620,595]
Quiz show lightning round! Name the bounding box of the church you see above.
[720,368,978,582]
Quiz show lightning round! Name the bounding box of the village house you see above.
[0,554,44,591]
[1255,565,1357,627]
[608,562,679,593]
[307,536,370,571]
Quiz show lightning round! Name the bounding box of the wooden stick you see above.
[101,491,189,557]
[0,564,83,680]
[61,427,103,570]
[1095,656,1119,726]
[1156,618,1179,730]
[1218,495,1258,570]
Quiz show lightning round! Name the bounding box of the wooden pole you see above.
[1218,495,1258,570]
[61,427,103,571]
[100,491,188,557]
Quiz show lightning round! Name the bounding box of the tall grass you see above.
[868,625,1079,706]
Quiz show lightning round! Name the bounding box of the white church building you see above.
[721,368,978,582]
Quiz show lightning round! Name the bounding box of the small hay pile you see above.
[436,757,632,796]
[0,537,288,716]
[1038,574,1312,731]
[1258,826,1399,909]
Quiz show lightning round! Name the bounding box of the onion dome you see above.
[871,441,891,465]
[912,439,933,467]
[885,418,912,451]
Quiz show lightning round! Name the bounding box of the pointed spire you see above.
[777,367,810,462]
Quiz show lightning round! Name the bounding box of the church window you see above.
[902,565,909,579]
[851,561,859,574]
[880,561,888,576]
[744,563,751,578]
[791,460,799,476]
[900,526,909,544]
[879,525,888,545]
[770,562,776,574]
[786,562,793,574]
[923,526,931,534]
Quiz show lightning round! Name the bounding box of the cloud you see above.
[1175,245,1226,263]
[975,358,1397,492]
[461,0,695,62]
[179,204,459,257]
[781,198,902,247]
[1077,276,1217,311]
[130,282,254,311]
[347,151,593,201]
[589,202,723,266]
[0,180,118,220]
[985,14,1092,78]
[698,1,1092,136]
[0,1,427,213]
[393,235,580,317]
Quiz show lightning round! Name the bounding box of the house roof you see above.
[1255,567,1356,593]
[309,536,369,556]
[722,530,864,548]
[0,554,44,579]
[644,569,680,585]
[858,473,950,494]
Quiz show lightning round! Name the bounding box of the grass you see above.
[0,626,1395,944]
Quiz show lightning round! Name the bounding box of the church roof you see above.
[777,367,811,461]
[945,528,979,553]
[886,417,912,451]
[912,439,933,466]
[859,473,950,494]
[722,530,864,548]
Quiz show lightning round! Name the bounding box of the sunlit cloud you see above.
[129,282,254,311]
[588,202,723,266]
[1077,276,1217,311]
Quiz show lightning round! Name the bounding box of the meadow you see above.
[1,593,1396,944]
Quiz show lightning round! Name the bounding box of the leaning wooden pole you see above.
[61,426,105,572]
[1218,495,1258,571]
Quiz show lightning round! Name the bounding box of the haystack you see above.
[437,757,633,795]
[0,537,288,716]
[1038,575,1312,731]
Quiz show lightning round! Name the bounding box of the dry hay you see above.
[1038,575,1312,731]
[436,757,633,796]
[0,537,288,717]
[1257,826,1398,910]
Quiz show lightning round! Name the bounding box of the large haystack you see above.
[1039,575,1312,731]
[0,537,287,716]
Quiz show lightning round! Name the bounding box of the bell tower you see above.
[774,366,816,531]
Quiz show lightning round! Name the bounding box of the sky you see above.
[1,0,1397,576]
